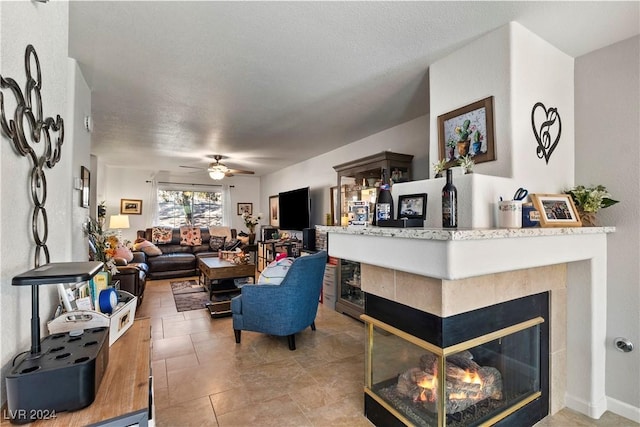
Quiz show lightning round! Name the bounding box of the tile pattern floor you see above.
[138,277,638,427]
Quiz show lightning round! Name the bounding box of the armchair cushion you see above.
[257,257,294,285]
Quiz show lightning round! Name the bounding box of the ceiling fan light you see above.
[209,169,226,180]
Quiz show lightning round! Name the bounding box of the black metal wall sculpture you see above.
[0,44,65,268]
[531,102,561,165]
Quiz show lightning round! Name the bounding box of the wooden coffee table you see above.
[197,257,255,318]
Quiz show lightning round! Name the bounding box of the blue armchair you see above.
[231,250,327,350]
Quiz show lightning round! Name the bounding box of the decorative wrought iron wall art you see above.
[1,44,65,268]
[531,102,561,165]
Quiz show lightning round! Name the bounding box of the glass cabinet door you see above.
[334,151,413,227]
[340,175,378,226]
[336,259,363,318]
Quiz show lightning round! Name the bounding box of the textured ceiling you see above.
[68,1,639,177]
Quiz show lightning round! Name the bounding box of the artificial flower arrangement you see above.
[83,201,120,274]
[565,185,619,213]
[564,184,619,226]
[241,211,263,234]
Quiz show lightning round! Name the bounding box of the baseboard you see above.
[565,393,607,419]
[607,396,640,424]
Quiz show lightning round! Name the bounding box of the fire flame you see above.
[416,372,438,402]
[463,369,483,386]
[416,369,484,402]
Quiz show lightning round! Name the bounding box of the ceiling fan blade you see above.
[179,165,205,170]
[227,169,255,175]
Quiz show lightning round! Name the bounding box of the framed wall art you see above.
[269,195,279,227]
[397,193,428,220]
[80,166,90,208]
[120,198,142,215]
[237,202,253,215]
[530,194,582,227]
[437,96,496,168]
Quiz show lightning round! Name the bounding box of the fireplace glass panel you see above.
[366,320,542,427]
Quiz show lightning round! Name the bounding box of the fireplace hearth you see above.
[363,293,549,426]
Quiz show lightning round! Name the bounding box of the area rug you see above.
[170,280,209,312]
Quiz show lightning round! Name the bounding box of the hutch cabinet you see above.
[333,151,413,226]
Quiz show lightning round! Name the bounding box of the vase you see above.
[248,233,256,244]
[578,209,598,227]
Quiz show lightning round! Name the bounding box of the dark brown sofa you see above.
[137,227,236,280]
[112,252,148,305]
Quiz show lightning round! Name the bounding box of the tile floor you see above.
[138,277,638,427]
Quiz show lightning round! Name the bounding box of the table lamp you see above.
[109,214,130,241]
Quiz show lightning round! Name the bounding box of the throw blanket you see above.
[151,226,173,244]
[180,226,202,246]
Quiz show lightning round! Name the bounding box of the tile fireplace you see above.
[363,293,549,426]
[322,225,614,421]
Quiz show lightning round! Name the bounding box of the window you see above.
[157,189,223,227]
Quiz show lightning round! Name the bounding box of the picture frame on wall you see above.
[80,166,90,208]
[120,199,143,215]
[397,193,428,220]
[437,96,496,168]
[237,202,253,215]
[530,194,582,227]
[269,195,279,226]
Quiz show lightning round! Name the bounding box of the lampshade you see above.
[109,214,130,229]
[208,169,226,180]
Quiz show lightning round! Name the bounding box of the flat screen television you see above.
[278,187,310,231]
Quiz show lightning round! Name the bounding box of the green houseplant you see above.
[565,184,619,226]
[457,155,474,174]
[432,159,447,178]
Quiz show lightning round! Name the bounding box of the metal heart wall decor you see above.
[531,102,561,164]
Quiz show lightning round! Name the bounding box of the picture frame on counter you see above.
[530,193,582,227]
[437,96,496,168]
[397,193,428,220]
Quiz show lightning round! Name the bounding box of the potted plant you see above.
[432,159,447,178]
[455,119,473,157]
[472,130,483,155]
[446,139,456,161]
[458,155,474,174]
[564,185,619,226]
[241,211,263,243]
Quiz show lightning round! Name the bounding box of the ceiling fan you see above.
[180,155,255,180]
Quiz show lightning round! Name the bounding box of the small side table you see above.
[243,244,258,265]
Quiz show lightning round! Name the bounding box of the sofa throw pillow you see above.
[209,226,232,241]
[133,238,153,251]
[114,245,134,263]
[179,226,202,246]
[257,257,295,285]
[209,235,226,251]
[141,244,162,257]
[224,239,243,251]
[151,226,173,244]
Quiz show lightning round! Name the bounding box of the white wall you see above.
[99,166,261,241]
[69,60,92,261]
[429,22,575,193]
[260,114,430,231]
[0,1,78,404]
[575,35,640,420]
